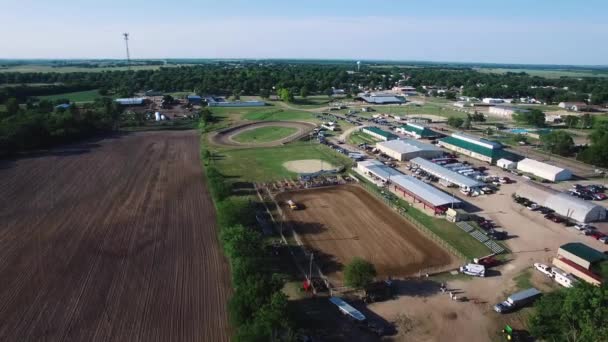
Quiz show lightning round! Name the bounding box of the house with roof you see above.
[357,92,406,105]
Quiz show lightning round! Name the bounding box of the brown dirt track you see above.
[276,185,456,285]
[210,120,316,147]
[0,131,230,341]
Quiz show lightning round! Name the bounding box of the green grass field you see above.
[211,142,352,182]
[36,89,109,103]
[232,126,298,143]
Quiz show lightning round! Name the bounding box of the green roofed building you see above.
[438,132,517,164]
[361,126,398,141]
[557,242,607,270]
[396,123,440,139]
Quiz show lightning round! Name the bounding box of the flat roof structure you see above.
[357,160,401,181]
[391,174,461,208]
[559,243,606,265]
[438,132,516,163]
[410,157,484,189]
[358,93,406,104]
[115,98,145,105]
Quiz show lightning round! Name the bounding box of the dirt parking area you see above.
[276,185,457,285]
[0,131,231,341]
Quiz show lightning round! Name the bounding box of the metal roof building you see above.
[410,157,484,190]
[376,139,444,161]
[437,132,511,164]
[115,98,145,106]
[357,93,406,104]
[557,243,607,269]
[396,123,440,139]
[516,158,572,182]
[361,127,398,141]
[391,174,461,210]
[356,160,461,210]
[516,181,606,223]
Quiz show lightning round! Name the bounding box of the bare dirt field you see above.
[276,185,456,285]
[210,120,316,147]
[282,159,337,173]
[0,131,231,342]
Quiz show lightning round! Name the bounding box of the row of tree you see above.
[202,129,292,341]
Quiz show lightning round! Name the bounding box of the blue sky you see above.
[2,0,607,65]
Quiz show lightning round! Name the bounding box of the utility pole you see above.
[123,33,131,70]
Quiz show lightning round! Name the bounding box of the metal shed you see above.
[516,158,572,181]
[516,181,606,223]
[376,139,443,161]
[410,157,484,190]
[391,174,461,210]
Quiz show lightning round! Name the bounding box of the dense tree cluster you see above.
[529,283,608,341]
[540,130,575,156]
[0,98,120,157]
[512,109,546,127]
[343,257,377,290]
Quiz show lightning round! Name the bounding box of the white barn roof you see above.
[516,158,572,181]
[516,181,605,223]
[410,157,484,189]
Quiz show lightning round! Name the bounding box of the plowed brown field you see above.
[276,185,455,284]
[0,131,230,342]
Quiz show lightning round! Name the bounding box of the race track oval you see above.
[210,121,317,147]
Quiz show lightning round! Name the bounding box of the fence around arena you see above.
[351,172,468,261]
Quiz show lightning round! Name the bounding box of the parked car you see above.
[599,236,608,244]
[534,263,553,277]
[551,216,565,223]
[591,232,606,240]
[527,203,541,211]
[575,224,594,231]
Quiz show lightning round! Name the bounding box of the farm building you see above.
[482,98,504,104]
[390,174,461,212]
[557,243,606,270]
[410,157,484,190]
[356,160,402,182]
[437,132,510,164]
[205,96,265,107]
[361,127,398,141]
[553,242,606,286]
[186,95,202,105]
[488,105,530,118]
[516,158,572,181]
[375,139,443,161]
[115,98,146,106]
[515,181,606,223]
[55,103,71,110]
[396,123,440,139]
[559,102,588,112]
[497,158,517,170]
[357,92,406,104]
[356,160,461,211]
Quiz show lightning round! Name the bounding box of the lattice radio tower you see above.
[123,33,131,70]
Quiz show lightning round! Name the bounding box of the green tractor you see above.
[501,325,531,342]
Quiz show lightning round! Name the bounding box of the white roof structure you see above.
[516,158,572,181]
[410,157,484,189]
[377,139,442,155]
[329,297,366,321]
[357,160,401,181]
[516,181,605,223]
[115,98,145,105]
[391,174,461,207]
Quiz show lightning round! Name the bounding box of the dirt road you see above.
[277,185,456,285]
[209,120,315,147]
[0,131,231,341]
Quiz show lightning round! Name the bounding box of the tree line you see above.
[3,62,608,104]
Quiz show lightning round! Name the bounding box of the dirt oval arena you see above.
[209,120,316,147]
[276,185,457,285]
